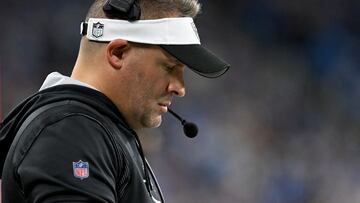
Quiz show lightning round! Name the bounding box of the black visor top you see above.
[160,44,230,78]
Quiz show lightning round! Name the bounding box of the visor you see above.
[81,17,230,78]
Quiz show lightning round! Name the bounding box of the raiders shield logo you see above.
[92,22,104,38]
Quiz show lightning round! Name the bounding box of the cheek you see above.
[131,72,153,102]
[127,61,168,102]
[135,68,163,95]
[135,71,145,83]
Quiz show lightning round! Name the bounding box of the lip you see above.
[158,101,171,113]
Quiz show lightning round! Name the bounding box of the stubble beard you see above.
[140,108,162,128]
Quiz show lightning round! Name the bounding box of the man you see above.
[0,0,229,202]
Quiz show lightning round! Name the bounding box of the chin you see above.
[152,118,162,128]
[143,115,162,128]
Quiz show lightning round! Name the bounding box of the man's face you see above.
[118,44,186,129]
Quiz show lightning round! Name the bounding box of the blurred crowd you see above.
[1,0,360,202]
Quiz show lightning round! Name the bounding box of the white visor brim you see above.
[82,17,201,45]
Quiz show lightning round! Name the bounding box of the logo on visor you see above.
[92,22,104,38]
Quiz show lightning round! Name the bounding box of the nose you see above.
[168,72,186,97]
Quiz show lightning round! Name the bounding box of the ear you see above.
[106,39,130,69]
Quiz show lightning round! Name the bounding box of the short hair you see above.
[85,0,201,20]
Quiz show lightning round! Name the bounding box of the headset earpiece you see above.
[103,0,141,21]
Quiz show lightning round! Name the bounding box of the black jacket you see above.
[0,85,161,203]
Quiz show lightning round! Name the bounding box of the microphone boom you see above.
[168,108,198,138]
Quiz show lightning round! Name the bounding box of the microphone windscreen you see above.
[183,122,198,138]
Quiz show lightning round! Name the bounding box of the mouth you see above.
[158,101,171,113]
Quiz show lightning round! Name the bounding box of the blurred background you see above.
[1,0,360,202]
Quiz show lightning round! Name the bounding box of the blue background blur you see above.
[1,0,360,202]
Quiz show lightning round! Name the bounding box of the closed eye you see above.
[165,65,176,72]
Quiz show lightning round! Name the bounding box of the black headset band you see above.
[103,0,141,21]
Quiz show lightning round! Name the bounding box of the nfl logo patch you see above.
[92,22,104,38]
[73,160,89,180]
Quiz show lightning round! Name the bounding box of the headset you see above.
[103,0,141,21]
